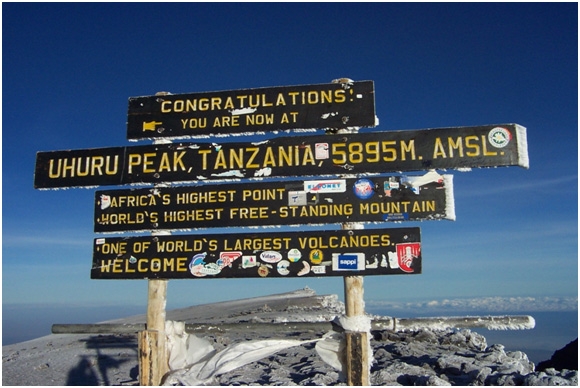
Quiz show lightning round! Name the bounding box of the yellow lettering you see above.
[433,137,447,159]
[142,153,156,173]
[199,149,211,170]
[482,135,498,156]
[334,89,346,103]
[448,137,464,158]
[302,145,315,166]
[465,135,480,157]
[223,97,234,109]
[128,154,141,173]
[246,147,260,168]
[263,147,276,167]
[158,152,171,172]
[276,93,286,106]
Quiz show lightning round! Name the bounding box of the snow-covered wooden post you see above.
[342,222,370,386]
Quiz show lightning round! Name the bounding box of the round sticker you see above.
[488,127,512,148]
[288,248,302,262]
[353,179,375,200]
[258,265,270,277]
[310,249,323,264]
[277,260,290,276]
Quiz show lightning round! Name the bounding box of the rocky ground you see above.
[2,288,577,386]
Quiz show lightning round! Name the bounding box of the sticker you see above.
[309,249,323,264]
[384,213,409,221]
[304,179,346,193]
[366,255,379,269]
[387,252,399,269]
[242,255,257,268]
[488,127,512,148]
[383,179,399,197]
[396,242,421,273]
[217,252,242,268]
[297,261,310,276]
[260,251,283,263]
[315,143,329,159]
[401,171,443,195]
[199,262,221,276]
[189,252,208,277]
[258,265,270,277]
[288,191,308,206]
[332,253,366,271]
[353,179,375,200]
[277,260,290,276]
[288,248,302,262]
[96,238,106,245]
[100,195,111,210]
[380,254,388,268]
[129,256,137,264]
[311,265,326,274]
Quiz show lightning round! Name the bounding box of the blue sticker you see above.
[384,213,409,221]
[332,253,366,271]
[353,179,375,200]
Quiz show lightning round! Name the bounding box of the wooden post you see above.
[140,114,171,386]
[139,279,169,386]
[343,276,370,386]
[342,222,370,386]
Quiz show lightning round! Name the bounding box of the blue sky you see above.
[3,3,577,331]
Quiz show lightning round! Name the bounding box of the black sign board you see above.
[91,227,421,279]
[34,124,528,189]
[94,173,454,233]
[127,81,376,140]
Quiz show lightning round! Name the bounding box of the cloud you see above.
[3,233,91,247]
[458,174,577,198]
[367,295,578,313]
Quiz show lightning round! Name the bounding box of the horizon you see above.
[3,289,578,347]
[3,2,577,347]
[3,290,578,367]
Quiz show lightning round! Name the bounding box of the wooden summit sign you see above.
[35,124,528,189]
[94,173,454,233]
[126,81,376,140]
[91,227,421,279]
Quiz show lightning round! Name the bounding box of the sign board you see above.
[126,80,376,140]
[91,227,421,279]
[94,173,455,233]
[35,124,528,189]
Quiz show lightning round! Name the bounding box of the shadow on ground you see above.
[66,335,139,386]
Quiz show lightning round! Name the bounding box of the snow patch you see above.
[230,107,257,115]
[515,124,529,169]
[210,170,245,178]
[338,315,372,333]
[443,174,456,221]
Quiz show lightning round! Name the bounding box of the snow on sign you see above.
[93,173,455,233]
[34,124,528,189]
[91,227,421,279]
[126,80,376,140]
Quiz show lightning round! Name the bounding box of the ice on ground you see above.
[2,288,577,386]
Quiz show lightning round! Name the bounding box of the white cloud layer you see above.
[367,295,578,313]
